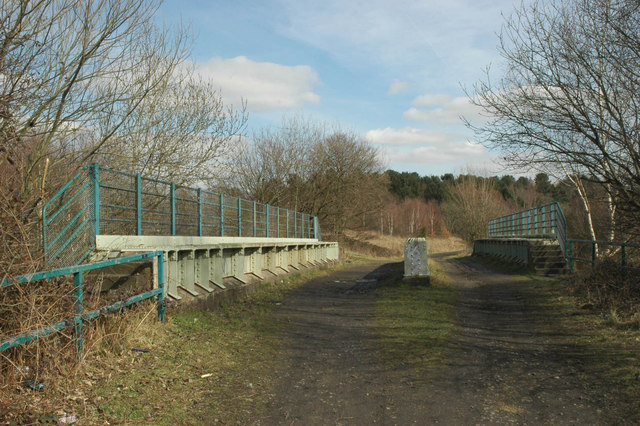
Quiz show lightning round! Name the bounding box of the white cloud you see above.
[404,95,484,125]
[366,127,464,147]
[366,127,487,164]
[273,0,519,89]
[193,56,321,112]
[387,80,409,95]
[412,94,451,106]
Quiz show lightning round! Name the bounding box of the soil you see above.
[260,254,638,425]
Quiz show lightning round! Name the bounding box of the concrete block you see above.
[404,238,430,283]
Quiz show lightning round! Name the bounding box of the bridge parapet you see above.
[487,202,567,255]
[43,163,322,268]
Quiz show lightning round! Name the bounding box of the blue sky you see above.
[157,0,526,176]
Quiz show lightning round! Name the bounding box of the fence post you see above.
[157,253,165,323]
[286,209,289,238]
[136,174,142,236]
[550,206,556,236]
[266,204,270,238]
[237,198,242,237]
[73,271,84,357]
[294,212,297,238]
[92,163,100,236]
[170,183,176,236]
[197,189,202,236]
[219,194,224,237]
[253,201,256,237]
[277,208,280,238]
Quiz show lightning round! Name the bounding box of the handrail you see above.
[566,239,640,274]
[487,202,567,255]
[1,251,165,356]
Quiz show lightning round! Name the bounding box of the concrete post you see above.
[404,238,430,284]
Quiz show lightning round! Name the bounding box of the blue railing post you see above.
[219,193,224,237]
[157,253,165,323]
[266,204,270,238]
[286,209,289,238]
[277,208,280,238]
[252,201,256,237]
[73,271,84,357]
[237,198,242,237]
[92,163,100,236]
[170,183,176,236]
[294,212,297,238]
[136,174,142,236]
[197,189,203,237]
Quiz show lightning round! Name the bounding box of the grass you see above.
[473,254,640,403]
[525,275,640,398]
[373,260,458,371]
[8,265,343,425]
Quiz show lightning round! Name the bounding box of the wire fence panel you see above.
[43,164,321,267]
[43,168,95,268]
[99,168,137,236]
[140,177,172,236]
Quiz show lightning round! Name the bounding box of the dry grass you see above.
[0,299,161,424]
[343,229,468,257]
[569,262,640,328]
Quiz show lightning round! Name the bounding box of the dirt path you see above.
[261,255,636,425]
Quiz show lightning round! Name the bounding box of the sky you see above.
[156,0,526,177]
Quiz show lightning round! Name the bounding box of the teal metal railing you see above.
[566,239,640,274]
[487,202,567,255]
[43,163,321,267]
[0,251,165,356]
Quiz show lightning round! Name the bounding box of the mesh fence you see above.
[43,164,320,267]
[43,168,94,268]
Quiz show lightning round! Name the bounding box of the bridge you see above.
[473,202,568,275]
[42,163,339,301]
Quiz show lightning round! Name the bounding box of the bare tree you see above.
[229,117,386,237]
[441,176,511,243]
[93,72,247,187]
[468,0,640,235]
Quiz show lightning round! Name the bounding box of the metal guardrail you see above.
[0,251,165,356]
[487,202,567,255]
[566,239,640,274]
[43,163,320,267]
